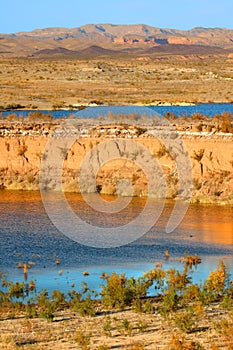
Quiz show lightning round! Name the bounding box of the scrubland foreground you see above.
[0,257,233,349]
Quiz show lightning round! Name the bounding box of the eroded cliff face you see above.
[0,123,232,204]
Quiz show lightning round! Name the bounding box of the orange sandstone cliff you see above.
[0,122,232,204]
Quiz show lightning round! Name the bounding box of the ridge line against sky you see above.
[1,0,233,34]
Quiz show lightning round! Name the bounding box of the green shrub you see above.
[160,289,179,317]
[101,273,133,309]
[97,345,110,350]
[74,330,91,349]
[121,319,132,336]
[25,304,37,319]
[36,289,55,322]
[173,309,196,333]
[28,111,53,122]
[221,294,233,310]
[7,281,29,300]
[103,316,112,337]
[203,261,227,302]
[142,300,155,314]
[50,290,66,311]
[136,320,148,333]
[101,269,164,309]
[166,266,191,293]
[72,293,96,317]
[39,302,54,322]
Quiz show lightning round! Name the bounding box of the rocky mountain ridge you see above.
[0,24,233,57]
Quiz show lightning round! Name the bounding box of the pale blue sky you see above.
[1,0,233,34]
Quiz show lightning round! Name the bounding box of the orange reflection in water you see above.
[0,190,42,203]
[0,190,232,246]
[182,204,233,245]
[198,221,233,245]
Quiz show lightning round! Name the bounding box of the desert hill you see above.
[0,24,233,57]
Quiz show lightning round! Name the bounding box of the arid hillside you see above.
[1,24,233,57]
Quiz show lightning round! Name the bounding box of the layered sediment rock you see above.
[0,122,232,204]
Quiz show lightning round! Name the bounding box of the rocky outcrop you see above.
[113,36,167,46]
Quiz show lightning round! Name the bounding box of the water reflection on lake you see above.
[0,191,232,294]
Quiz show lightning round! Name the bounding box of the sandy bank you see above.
[0,121,232,205]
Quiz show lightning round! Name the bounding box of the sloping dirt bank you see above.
[0,121,232,205]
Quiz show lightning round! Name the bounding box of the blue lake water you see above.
[1,103,233,119]
[0,191,232,295]
[1,103,233,295]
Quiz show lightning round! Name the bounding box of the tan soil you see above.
[0,56,233,109]
[0,304,232,349]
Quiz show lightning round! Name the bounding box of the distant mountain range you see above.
[0,24,233,57]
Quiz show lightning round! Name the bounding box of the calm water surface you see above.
[0,191,232,294]
[2,103,233,119]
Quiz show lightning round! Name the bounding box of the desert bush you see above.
[7,281,29,301]
[52,102,65,110]
[50,290,67,311]
[184,254,201,268]
[159,266,193,316]
[71,292,96,317]
[35,289,55,321]
[28,111,53,122]
[203,261,227,302]
[136,320,148,333]
[97,345,110,350]
[101,268,165,309]
[190,113,206,121]
[166,266,191,293]
[132,298,144,312]
[207,124,213,132]
[160,289,179,317]
[221,294,233,310]
[170,334,204,349]
[142,300,155,314]
[6,113,17,121]
[214,314,233,348]
[132,298,155,313]
[192,149,205,175]
[74,330,91,349]
[39,302,54,322]
[25,303,37,319]
[5,103,25,110]
[128,342,145,350]
[183,284,201,303]
[103,316,112,337]
[135,127,147,136]
[101,273,133,309]
[173,309,196,333]
[121,318,132,336]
